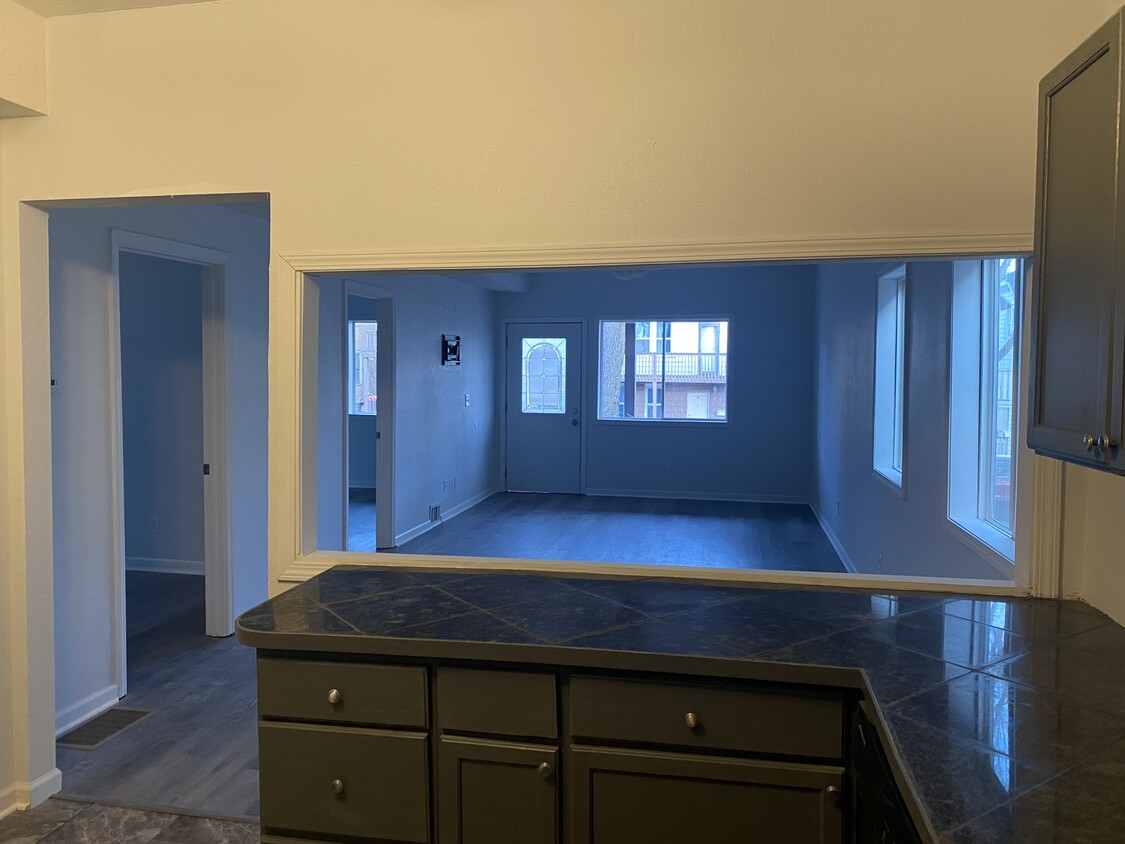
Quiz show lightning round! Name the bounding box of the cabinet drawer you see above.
[258,657,427,728]
[437,668,557,739]
[259,722,429,842]
[569,676,843,760]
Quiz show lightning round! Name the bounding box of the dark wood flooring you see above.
[348,487,377,552]
[392,494,846,573]
[56,573,259,820]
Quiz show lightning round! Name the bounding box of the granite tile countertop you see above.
[237,567,1125,843]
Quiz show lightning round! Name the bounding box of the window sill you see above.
[946,516,1015,570]
[872,465,903,493]
[593,418,729,428]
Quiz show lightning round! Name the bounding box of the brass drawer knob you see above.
[537,762,553,779]
[684,712,700,730]
[824,785,841,801]
[331,778,345,795]
[327,688,341,704]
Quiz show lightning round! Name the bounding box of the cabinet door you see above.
[438,736,558,844]
[568,746,843,844]
[1030,11,1123,465]
[259,723,429,843]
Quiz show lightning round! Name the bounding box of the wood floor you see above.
[56,573,259,820]
[392,493,846,573]
[348,487,377,552]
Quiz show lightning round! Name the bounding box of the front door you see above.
[505,322,582,493]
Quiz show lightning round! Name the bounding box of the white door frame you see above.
[341,278,396,550]
[110,229,234,696]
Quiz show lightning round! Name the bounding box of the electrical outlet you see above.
[667,463,674,474]
[149,515,159,534]
[877,554,884,573]
[464,392,470,407]
[453,475,458,489]
[443,479,449,493]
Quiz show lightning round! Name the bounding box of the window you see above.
[948,258,1024,562]
[522,337,567,413]
[873,265,907,486]
[598,320,728,422]
[350,320,377,415]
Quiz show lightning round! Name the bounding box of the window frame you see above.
[348,319,378,416]
[947,258,1025,565]
[872,264,907,488]
[595,317,731,426]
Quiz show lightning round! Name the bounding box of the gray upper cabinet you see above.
[1030,10,1125,470]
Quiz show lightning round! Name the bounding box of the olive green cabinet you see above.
[569,746,843,844]
[1030,8,1125,472]
[255,657,880,843]
[438,737,558,844]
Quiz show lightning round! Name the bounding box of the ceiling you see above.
[13,0,215,16]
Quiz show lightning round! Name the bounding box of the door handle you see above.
[571,418,579,426]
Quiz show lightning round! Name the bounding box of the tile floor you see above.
[0,798,258,844]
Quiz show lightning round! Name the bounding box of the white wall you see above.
[497,266,816,502]
[359,274,500,545]
[48,202,269,732]
[0,0,46,117]
[1060,465,1125,624]
[348,416,377,488]
[315,277,347,550]
[119,252,204,573]
[0,123,13,816]
[814,261,1009,580]
[5,0,1125,808]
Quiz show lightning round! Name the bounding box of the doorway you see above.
[505,321,583,494]
[109,231,235,697]
[313,277,396,552]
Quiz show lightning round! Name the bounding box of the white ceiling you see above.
[13,0,215,17]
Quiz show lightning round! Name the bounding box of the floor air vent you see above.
[57,708,151,750]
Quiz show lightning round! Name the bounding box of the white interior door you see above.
[505,322,582,493]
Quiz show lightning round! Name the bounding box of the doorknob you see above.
[571,418,579,426]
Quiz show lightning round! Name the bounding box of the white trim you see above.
[1027,456,1063,597]
[280,552,1027,595]
[201,266,234,637]
[54,683,120,737]
[111,229,235,665]
[393,487,501,547]
[274,240,1053,597]
[810,505,859,574]
[584,489,807,504]
[124,556,205,576]
[0,769,63,818]
[280,232,1034,272]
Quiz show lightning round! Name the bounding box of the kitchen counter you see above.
[237,566,1125,843]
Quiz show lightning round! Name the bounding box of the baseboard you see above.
[125,557,205,576]
[810,505,860,574]
[0,767,63,818]
[583,489,808,504]
[394,488,500,547]
[55,683,120,738]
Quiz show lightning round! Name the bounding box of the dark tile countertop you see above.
[236,566,1125,843]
